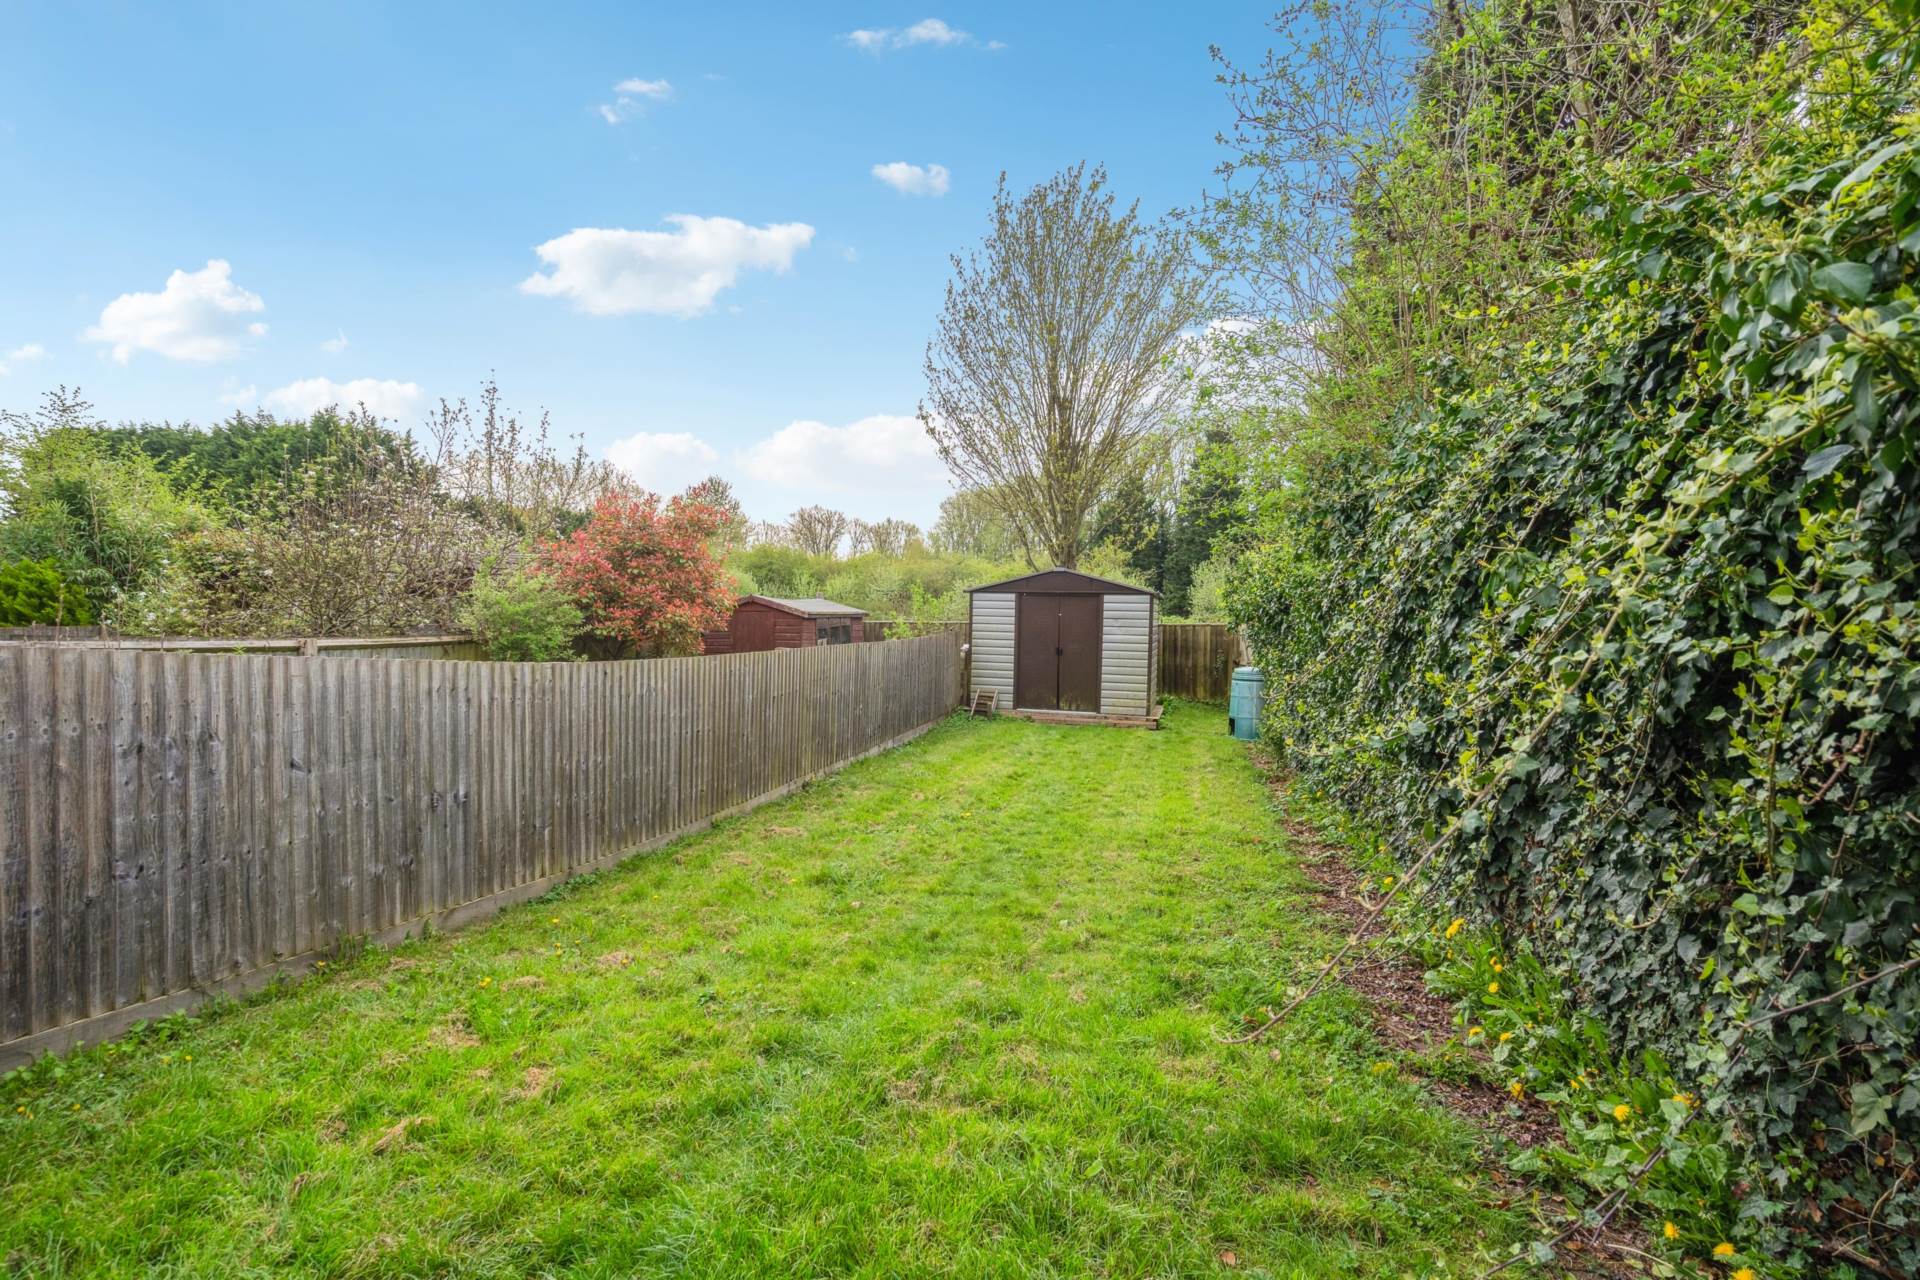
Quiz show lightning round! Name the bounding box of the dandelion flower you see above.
[1613,1103,1632,1122]
[478,976,493,988]
[1498,1031,1513,1042]
[1731,1269,1756,1280]
[1491,961,1504,973]
[1508,1080,1524,1099]
[1487,981,1499,994]
[1662,1222,1679,1241]
[1713,1242,1736,1257]
[1445,918,1465,939]
[550,917,560,925]
[1672,1091,1696,1109]
[1467,1025,1484,1039]
[1381,876,1394,890]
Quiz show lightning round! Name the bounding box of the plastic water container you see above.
[1228,667,1264,741]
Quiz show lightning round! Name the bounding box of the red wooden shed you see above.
[701,596,869,655]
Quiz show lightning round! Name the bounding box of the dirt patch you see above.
[766,826,807,838]
[429,1016,481,1050]
[1255,754,1639,1272]
[370,1115,431,1153]
[504,975,545,990]
[596,951,634,970]
[509,1066,554,1101]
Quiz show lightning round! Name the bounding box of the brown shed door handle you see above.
[1055,646,1063,656]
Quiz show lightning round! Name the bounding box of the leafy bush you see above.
[0,392,220,615]
[458,566,583,662]
[539,492,733,657]
[0,558,95,626]
[1236,112,1920,1273]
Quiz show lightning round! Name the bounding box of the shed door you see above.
[1016,594,1102,712]
[735,608,778,652]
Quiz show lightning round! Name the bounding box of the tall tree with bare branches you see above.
[785,505,852,557]
[920,163,1209,569]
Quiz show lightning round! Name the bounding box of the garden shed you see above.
[967,569,1160,726]
[701,596,867,655]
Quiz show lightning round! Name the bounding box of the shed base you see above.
[1003,704,1163,730]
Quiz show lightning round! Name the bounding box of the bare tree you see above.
[786,505,852,557]
[428,376,632,552]
[920,163,1210,570]
[930,487,1029,560]
[745,519,792,548]
[862,518,921,557]
[845,519,875,556]
[681,474,748,554]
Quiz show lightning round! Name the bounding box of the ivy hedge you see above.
[1234,119,1919,1269]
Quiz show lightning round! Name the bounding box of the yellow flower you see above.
[550,917,560,924]
[1508,1080,1525,1099]
[1713,1242,1736,1257]
[1491,961,1504,973]
[1662,1221,1679,1241]
[1731,1270,1755,1280]
[478,976,492,988]
[1445,917,1465,939]
[1613,1103,1632,1122]
[1487,981,1499,994]
[1467,1025,1484,1039]
[1380,876,1394,890]
[1672,1091,1696,1109]
[183,1055,191,1063]
[1498,1031,1513,1042]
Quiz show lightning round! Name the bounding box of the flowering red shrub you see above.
[538,492,733,656]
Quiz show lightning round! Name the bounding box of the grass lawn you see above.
[0,701,1520,1278]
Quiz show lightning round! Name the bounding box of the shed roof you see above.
[966,568,1156,597]
[739,595,868,618]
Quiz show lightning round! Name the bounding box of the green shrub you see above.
[458,565,583,662]
[1235,118,1920,1272]
[0,558,96,626]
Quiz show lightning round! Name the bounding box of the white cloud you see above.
[614,77,672,98]
[605,431,721,494]
[841,18,997,51]
[320,330,349,353]
[519,216,814,317]
[871,161,950,196]
[599,76,673,124]
[0,342,48,376]
[736,413,950,523]
[84,260,267,364]
[259,376,424,421]
[216,383,259,407]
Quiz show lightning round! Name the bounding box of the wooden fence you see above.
[1157,624,1247,702]
[0,632,963,1065]
[0,631,485,662]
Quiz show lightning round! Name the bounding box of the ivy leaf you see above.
[1811,262,1873,303]
[1802,444,1853,480]
[1851,1083,1892,1138]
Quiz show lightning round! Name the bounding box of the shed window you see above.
[816,622,852,645]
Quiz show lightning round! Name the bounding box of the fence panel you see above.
[1157,624,1245,702]
[0,632,963,1065]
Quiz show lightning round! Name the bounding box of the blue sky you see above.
[0,2,1276,527]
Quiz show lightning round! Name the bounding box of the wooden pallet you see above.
[969,689,998,718]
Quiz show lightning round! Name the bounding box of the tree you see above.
[930,487,1026,560]
[1162,423,1246,614]
[1089,471,1169,594]
[785,505,852,558]
[920,163,1210,569]
[539,491,733,657]
[681,475,748,554]
[428,376,631,548]
[0,387,221,614]
[862,518,921,557]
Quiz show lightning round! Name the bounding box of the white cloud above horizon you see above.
[602,412,954,526]
[871,161,950,196]
[84,260,267,364]
[320,330,349,353]
[249,376,425,421]
[519,216,815,317]
[599,76,673,124]
[0,342,48,376]
[606,430,721,494]
[842,18,999,52]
